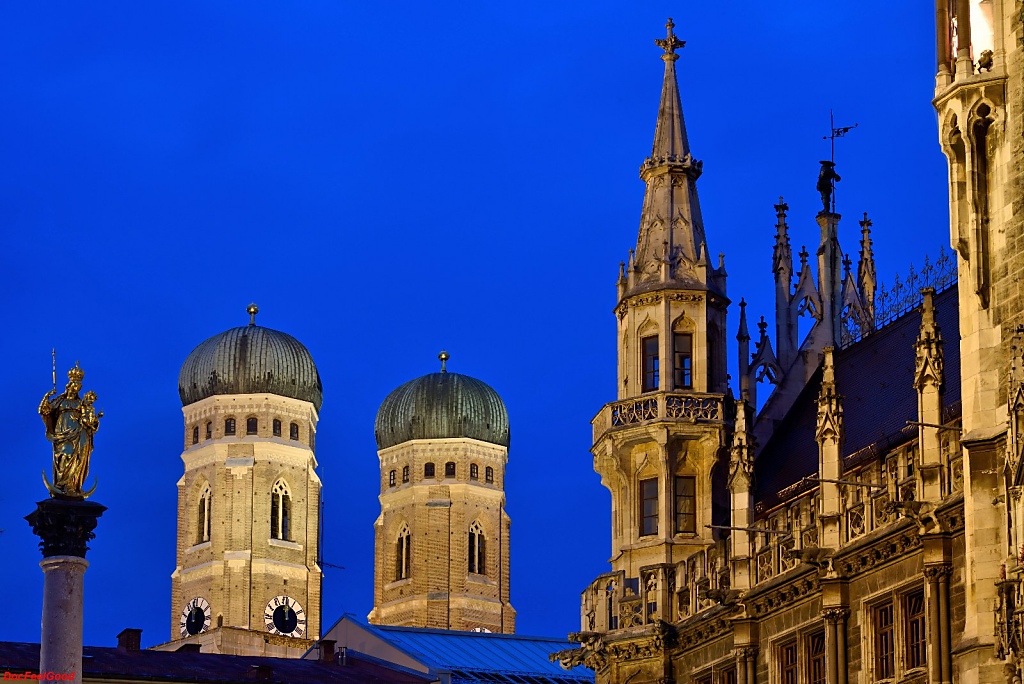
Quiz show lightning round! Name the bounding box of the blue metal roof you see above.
[367,623,592,684]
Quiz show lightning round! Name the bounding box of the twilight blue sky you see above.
[0,2,948,647]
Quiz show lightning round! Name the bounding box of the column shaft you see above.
[826,619,838,684]
[40,556,89,684]
[736,652,747,684]
[939,573,951,684]
[837,615,848,684]
[928,576,942,684]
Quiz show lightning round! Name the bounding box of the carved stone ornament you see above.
[822,607,851,624]
[833,526,923,578]
[747,574,820,618]
[25,497,106,559]
[924,564,954,581]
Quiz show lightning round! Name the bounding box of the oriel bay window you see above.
[642,335,659,392]
[640,478,658,536]
[673,333,692,388]
[674,476,696,533]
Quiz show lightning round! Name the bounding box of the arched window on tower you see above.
[205,421,212,440]
[445,461,456,478]
[389,470,396,487]
[271,480,292,541]
[197,483,211,544]
[470,463,479,480]
[468,521,486,575]
[424,462,435,478]
[402,465,409,483]
[485,466,494,484]
[192,425,199,445]
[395,524,411,581]
[225,418,236,435]
[272,419,282,437]
[246,417,258,435]
[289,422,300,441]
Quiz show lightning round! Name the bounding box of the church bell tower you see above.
[164,305,323,657]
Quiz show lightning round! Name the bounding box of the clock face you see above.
[179,597,211,637]
[264,596,306,637]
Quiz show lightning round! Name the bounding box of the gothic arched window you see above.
[289,422,300,441]
[197,483,211,544]
[402,465,409,483]
[468,521,486,575]
[225,417,236,436]
[271,480,292,541]
[272,419,282,437]
[246,417,258,435]
[192,425,199,445]
[395,524,411,581]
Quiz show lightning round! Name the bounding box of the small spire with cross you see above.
[247,303,259,326]
[655,17,685,61]
[438,350,450,373]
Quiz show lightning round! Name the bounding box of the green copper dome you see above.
[179,309,322,410]
[375,369,510,450]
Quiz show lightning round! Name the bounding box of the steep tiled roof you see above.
[754,285,961,513]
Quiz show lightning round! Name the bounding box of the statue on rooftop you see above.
[817,160,841,214]
[39,362,101,499]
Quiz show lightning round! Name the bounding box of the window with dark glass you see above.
[470,464,479,480]
[673,333,693,388]
[905,589,926,670]
[695,676,712,684]
[675,476,696,533]
[424,462,435,478]
[246,417,258,435]
[642,335,659,392]
[809,631,826,684]
[445,461,456,478]
[875,601,895,679]
[720,667,737,684]
[289,422,299,440]
[640,478,658,536]
[468,522,486,575]
[395,526,411,580]
[205,421,212,440]
[780,639,798,684]
[606,582,618,630]
[485,466,494,483]
[402,465,409,483]
[272,419,282,437]
[271,480,291,541]
[225,418,236,435]
[389,470,396,487]
[192,426,199,445]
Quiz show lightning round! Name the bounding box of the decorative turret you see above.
[914,289,944,503]
[773,198,797,370]
[815,347,843,551]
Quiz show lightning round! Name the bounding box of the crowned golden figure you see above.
[39,362,101,498]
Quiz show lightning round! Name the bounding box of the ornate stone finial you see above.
[655,17,685,61]
[39,364,102,499]
[843,254,852,276]
[800,246,809,269]
[774,196,789,218]
[438,350,450,373]
[247,303,259,326]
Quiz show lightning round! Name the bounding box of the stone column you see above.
[938,566,952,684]
[836,610,849,684]
[955,0,972,78]
[735,649,747,684]
[744,647,757,684]
[935,0,951,76]
[823,608,848,684]
[926,565,943,684]
[26,498,106,684]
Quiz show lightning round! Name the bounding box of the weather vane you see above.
[818,109,858,213]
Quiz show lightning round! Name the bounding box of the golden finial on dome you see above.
[438,350,450,373]
[247,303,259,326]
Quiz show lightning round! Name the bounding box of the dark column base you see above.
[26,498,106,559]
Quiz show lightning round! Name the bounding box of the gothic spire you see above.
[631,18,708,290]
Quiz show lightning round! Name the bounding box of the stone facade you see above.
[557,5,1023,684]
[158,392,322,657]
[369,436,515,633]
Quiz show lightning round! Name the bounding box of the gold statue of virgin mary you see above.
[39,362,101,499]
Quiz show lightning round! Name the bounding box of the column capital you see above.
[924,564,954,581]
[25,498,106,559]
[822,607,850,624]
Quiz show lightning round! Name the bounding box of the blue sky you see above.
[0,2,948,646]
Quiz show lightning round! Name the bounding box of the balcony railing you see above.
[592,392,725,442]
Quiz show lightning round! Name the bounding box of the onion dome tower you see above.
[167,304,323,657]
[369,351,515,633]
